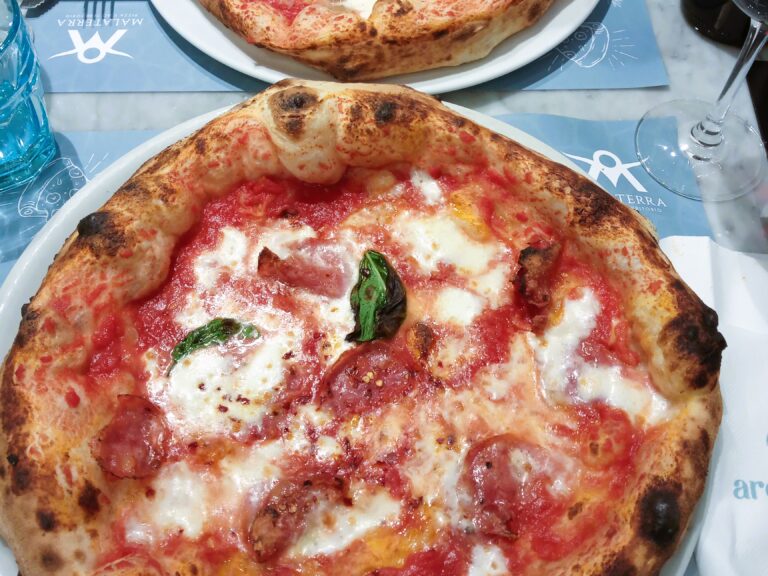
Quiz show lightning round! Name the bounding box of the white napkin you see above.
[660,236,768,576]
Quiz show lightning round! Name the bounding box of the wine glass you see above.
[635,0,768,201]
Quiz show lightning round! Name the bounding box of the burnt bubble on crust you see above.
[36,509,58,532]
[77,481,101,519]
[14,305,40,349]
[659,287,727,391]
[74,210,126,258]
[374,100,397,125]
[601,554,638,576]
[40,547,64,572]
[269,86,320,139]
[637,481,682,550]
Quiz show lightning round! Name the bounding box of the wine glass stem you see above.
[691,18,768,149]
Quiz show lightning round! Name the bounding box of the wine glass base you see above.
[635,99,766,201]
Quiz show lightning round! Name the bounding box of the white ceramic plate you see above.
[0,104,697,576]
[150,0,600,94]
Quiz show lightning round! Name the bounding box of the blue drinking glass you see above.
[0,0,56,191]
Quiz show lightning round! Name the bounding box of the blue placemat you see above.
[477,0,669,91]
[0,130,159,278]
[0,114,707,286]
[28,0,267,93]
[496,113,709,238]
[27,0,667,94]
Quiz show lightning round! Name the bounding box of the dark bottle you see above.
[682,0,751,46]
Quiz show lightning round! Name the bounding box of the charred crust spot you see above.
[11,463,32,494]
[270,88,319,139]
[36,509,58,532]
[659,296,726,390]
[393,0,413,16]
[14,306,40,348]
[432,28,449,39]
[277,90,318,112]
[528,1,544,22]
[638,481,682,549]
[374,101,397,125]
[570,180,622,228]
[195,137,206,156]
[369,26,378,37]
[75,211,126,257]
[77,481,101,519]
[601,555,638,576]
[40,548,63,572]
[190,564,199,575]
[6,453,18,466]
[0,464,5,479]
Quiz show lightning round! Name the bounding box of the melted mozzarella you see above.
[533,289,600,398]
[151,325,299,437]
[530,289,670,425]
[433,287,484,326]
[194,227,249,290]
[470,263,511,308]
[144,462,210,540]
[468,544,509,576]
[288,487,401,558]
[411,169,443,205]
[333,0,377,19]
[394,213,497,275]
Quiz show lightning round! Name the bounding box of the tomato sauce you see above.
[260,0,310,24]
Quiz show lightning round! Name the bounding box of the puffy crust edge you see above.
[198,0,555,80]
[0,80,723,575]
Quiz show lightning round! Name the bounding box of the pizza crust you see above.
[0,80,724,575]
[198,0,555,80]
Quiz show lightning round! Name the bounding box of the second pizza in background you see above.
[198,0,556,79]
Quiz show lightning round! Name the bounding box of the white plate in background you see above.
[150,0,600,94]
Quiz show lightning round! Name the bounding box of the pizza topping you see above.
[467,543,509,576]
[346,250,406,343]
[514,242,562,326]
[169,318,258,374]
[92,395,169,479]
[261,0,309,24]
[410,169,444,205]
[432,287,484,327]
[329,0,378,20]
[530,288,670,426]
[394,212,498,276]
[257,240,352,298]
[464,435,566,538]
[288,483,402,558]
[250,476,345,561]
[322,340,415,417]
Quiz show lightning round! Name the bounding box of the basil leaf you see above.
[168,318,258,374]
[346,250,406,343]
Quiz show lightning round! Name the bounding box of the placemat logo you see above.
[50,29,132,64]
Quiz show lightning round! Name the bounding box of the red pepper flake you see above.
[217,405,229,413]
[64,388,80,408]
[524,172,534,184]
[145,488,156,499]
[648,280,663,295]
[14,365,25,381]
[515,212,529,223]
[459,130,476,144]
[39,355,53,364]
[119,249,134,259]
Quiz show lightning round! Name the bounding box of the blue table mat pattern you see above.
[27,0,667,94]
[488,0,669,91]
[0,114,708,286]
[29,0,268,93]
